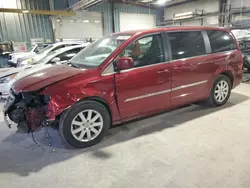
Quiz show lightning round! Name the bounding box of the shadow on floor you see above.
[0,92,248,176]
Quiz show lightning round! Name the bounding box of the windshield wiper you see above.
[67,61,80,68]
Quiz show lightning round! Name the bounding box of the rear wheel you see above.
[59,100,111,148]
[207,75,232,107]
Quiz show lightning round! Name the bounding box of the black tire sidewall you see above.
[59,100,110,148]
[210,75,232,106]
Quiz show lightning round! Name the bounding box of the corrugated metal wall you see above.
[88,2,113,35]
[88,2,158,35]
[54,0,69,9]
[0,0,53,42]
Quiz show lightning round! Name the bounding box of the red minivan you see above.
[4,26,243,148]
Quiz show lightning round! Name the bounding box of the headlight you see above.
[18,59,35,67]
[27,58,34,63]
[0,73,17,84]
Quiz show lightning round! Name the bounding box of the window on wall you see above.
[167,31,206,60]
[207,30,237,53]
[120,34,165,68]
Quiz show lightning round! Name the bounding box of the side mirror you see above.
[51,57,60,63]
[115,57,134,71]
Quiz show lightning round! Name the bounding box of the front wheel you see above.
[207,75,232,107]
[59,100,111,148]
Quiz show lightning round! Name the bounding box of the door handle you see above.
[157,69,169,73]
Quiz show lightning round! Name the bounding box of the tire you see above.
[59,100,111,148]
[207,75,232,107]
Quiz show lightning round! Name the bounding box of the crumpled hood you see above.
[12,65,84,93]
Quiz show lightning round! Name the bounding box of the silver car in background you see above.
[0,44,89,99]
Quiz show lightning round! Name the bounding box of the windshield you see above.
[36,44,54,54]
[33,44,49,53]
[70,34,132,68]
[32,51,57,65]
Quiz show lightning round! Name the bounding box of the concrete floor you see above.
[1,84,250,188]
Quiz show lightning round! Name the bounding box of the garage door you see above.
[54,12,103,40]
[119,13,156,31]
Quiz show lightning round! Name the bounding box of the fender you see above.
[40,78,121,123]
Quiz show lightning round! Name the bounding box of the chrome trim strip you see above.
[125,88,171,102]
[171,80,207,91]
[124,80,207,102]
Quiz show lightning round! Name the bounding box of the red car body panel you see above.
[11,26,243,125]
[12,65,83,93]
[40,68,121,122]
[115,62,172,119]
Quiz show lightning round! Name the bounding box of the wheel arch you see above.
[220,71,234,86]
[78,96,113,122]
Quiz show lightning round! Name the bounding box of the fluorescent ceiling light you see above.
[156,0,171,5]
[83,20,89,23]
[175,12,193,17]
[94,20,100,23]
[22,10,29,13]
[173,15,193,20]
[140,0,153,3]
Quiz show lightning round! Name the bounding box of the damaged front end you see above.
[4,89,50,133]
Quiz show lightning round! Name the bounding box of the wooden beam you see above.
[0,8,75,16]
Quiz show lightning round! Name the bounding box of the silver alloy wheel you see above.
[71,109,103,142]
[214,80,229,103]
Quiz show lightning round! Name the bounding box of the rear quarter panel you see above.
[203,50,242,97]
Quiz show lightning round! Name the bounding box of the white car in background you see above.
[8,43,51,66]
[0,44,88,99]
[231,29,250,41]
[16,41,90,67]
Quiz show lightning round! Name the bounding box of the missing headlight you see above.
[7,92,51,133]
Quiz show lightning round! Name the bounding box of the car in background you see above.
[4,26,242,148]
[0,41,14,68]
[0,44,88,99]
[231,28,250,72]
[231,29,250,41]
[15,41,90,67]
[8,43,52,67]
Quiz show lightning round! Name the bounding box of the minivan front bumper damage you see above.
[3,89,51,132]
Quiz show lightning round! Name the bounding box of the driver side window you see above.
[120,34,164,68]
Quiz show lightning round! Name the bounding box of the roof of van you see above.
[113,26,230,36]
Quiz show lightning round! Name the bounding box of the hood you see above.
[0,67,28,78]
[10,52,32,59]
[12,65,84,93]
[0,68,13,73]
[10,64,52,86]
[32,54,45,62]
[11,52,30,56]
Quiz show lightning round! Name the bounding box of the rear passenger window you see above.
[167,31,206,60]
[207,30,236,53]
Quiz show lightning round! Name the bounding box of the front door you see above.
[115,34,171,119]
